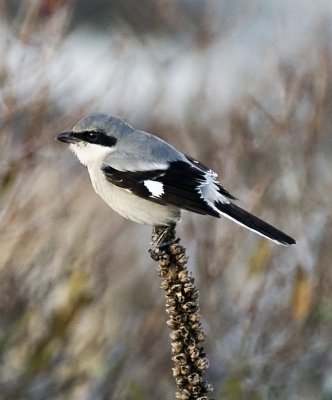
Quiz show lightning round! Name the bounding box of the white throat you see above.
[70,143,112,167]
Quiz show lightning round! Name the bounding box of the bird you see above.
[57,113,296,246]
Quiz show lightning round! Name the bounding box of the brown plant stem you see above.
[149,225,213,400]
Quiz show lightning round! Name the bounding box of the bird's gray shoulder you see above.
[103,125,187,172]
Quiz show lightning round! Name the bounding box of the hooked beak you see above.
[56,131,80,144]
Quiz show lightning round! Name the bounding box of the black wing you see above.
[102,160,223,217]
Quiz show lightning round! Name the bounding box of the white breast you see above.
[87,165,181,226]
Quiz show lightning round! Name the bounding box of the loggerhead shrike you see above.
[57,113,295,245]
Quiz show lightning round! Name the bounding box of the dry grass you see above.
[1,1,332,399]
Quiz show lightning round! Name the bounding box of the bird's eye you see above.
[86,132,98,142]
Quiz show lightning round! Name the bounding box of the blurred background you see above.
[1,1,332,399]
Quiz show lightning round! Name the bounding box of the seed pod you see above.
[188,372,200,386]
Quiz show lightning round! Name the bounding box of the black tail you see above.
[216,202,296,245]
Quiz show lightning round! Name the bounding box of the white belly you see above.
[87,167,181,226]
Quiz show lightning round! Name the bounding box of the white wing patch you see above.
[144,180,164,198]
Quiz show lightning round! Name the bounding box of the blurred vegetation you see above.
[1,0,332,399]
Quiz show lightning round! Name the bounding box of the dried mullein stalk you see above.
[149,225,213,400]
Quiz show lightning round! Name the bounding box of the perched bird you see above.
[57,113,295,245]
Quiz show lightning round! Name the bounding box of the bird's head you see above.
[57,113,129,166]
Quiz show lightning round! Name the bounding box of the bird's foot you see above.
[149,224,179,260]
